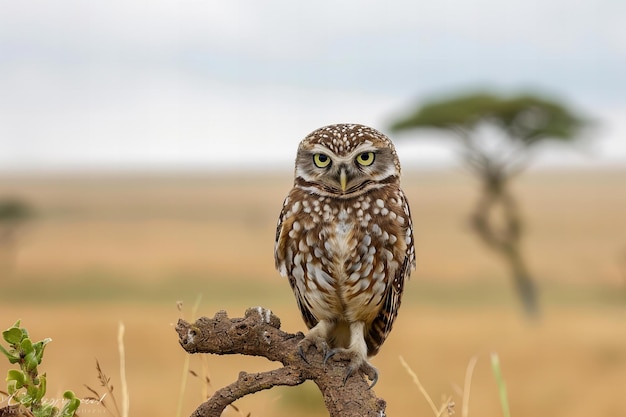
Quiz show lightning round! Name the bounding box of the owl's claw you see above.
[362,362,379,389]
[323,347,340,367]
[297,345,310,365]
[345,359,379,389]
[323,348,379,388]
[296,336,329,365]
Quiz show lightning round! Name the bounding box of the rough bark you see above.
[176,307,387,417]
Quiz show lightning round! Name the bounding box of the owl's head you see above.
[294,123,401,198]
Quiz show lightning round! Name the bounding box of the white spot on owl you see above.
[310,264,334,292]
[348,271,361,283]
[359,278,370,290]
[372,280,385,296]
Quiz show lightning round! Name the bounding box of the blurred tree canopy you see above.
[0,197,34,278]
[0,199,32,222]
[390,91,588,316]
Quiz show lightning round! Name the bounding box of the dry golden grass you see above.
[1,168,625,417]
[3,169,625,285]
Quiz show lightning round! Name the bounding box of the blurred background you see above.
[1,1,625,416]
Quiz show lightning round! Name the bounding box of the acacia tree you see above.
[390,92,587,315]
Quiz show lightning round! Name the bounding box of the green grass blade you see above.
[490,353,511,417]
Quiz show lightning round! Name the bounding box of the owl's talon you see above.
[362,363,379,389]
[323,347,339,367]
[344,360,378,388]
[321,347,378,388]
[297,345,310,365]
[296,336,329,365]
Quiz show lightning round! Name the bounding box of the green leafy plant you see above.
[0,320,80,417]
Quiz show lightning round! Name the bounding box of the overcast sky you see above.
[1,0,625,172]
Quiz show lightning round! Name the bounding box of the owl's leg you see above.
[297,320,332,364]
[324,321,379,387]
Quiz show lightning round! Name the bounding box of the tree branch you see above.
[176,307,387,417]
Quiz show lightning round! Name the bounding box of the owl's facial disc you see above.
[295,141,398,197]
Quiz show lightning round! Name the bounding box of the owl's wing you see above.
[365,253,411,357]
[290,281,319,330]
[274,196,290,276]
[274,194,319,330]
[365,192,415,356]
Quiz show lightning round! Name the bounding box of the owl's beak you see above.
[339,168,347,192]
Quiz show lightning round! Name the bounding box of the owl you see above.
[274,123,415,386]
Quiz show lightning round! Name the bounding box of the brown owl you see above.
[274,123,415,386]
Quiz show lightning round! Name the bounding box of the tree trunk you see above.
[501,242,539,316]
[470,174,539,316]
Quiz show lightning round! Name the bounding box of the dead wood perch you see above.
[176,307,387,417]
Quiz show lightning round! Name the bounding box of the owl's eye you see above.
[355,152,375,166]
[313,153,331,168]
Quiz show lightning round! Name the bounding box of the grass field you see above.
[0,168,625,417]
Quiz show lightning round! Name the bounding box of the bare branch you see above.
[189,367,304,417]
[176,307,387,417]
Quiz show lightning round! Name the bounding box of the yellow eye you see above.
[355,152,375,166]
[313,153,331,168]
